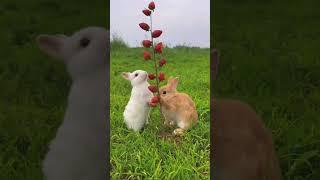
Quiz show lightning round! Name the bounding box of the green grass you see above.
[111,33,129,50]
[214,0,320,179]
[110,47,210,179]
[0,0,106,179]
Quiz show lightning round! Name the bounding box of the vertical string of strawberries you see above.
[139,1,167,107]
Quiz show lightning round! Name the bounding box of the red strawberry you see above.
[143,51,151,60]
[142,40,152,48]
[159,59,166,67]
[148,101,158,107]
[148,102,158,107]
[148,73,156,80]
[152,30,162,38]
[150,96,159,104]
[139,23,150,31]
[148,85,157,93]
[148,2,155,10]
[142,9,151,16]
[154,42,163,53]
[158,72,165,81]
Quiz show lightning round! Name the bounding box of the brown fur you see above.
[159,77,198,135]
[212,99,282,180]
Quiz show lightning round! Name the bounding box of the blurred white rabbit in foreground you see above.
[37,26,109,180]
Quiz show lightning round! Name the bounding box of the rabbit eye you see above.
[163,91,166,94]
[80,38,90,48]
[135,73,138,77]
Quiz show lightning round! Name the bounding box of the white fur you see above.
[122,70,153,131]
[37,27,108,180]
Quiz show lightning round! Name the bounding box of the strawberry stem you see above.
[150,13,160,99]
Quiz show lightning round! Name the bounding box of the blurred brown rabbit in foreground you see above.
[159,77,198,135]
[211,49,282,180]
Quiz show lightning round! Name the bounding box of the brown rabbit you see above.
[211,49,282,180]
[159,77,198,135]
[212,99,282,180]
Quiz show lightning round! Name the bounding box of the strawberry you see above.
[158,72,165,81]
[139,23,150,31]
[148,101,158,107]
[143,51,151,60]
[154,42,163,53]
[148,2,155,10]
[151,96,159,104]
[152,30,162,38]
[148,73,156,80]
[148,85,157,93]
[159,59,166,67]
[142,40,152,48]
[142,9,151,16]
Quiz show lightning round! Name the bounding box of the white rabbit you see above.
[36,26,108,180]
[121,70,153,131]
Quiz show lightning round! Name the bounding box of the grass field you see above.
[214,0,320,179]
[110,44,210,179]
[0,0,106,179]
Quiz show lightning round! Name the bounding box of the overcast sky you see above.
[110,0,210,48]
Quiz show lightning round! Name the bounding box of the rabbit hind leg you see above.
[173,117,191,135]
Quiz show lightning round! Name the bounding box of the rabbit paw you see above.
[164,120,175,127]
[169,121,175,126]
[173,128,184,136]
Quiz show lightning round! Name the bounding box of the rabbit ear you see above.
[121,72,130,80]
[167,76,174,84]
[36,34,66,60]
[168,77,179,90]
